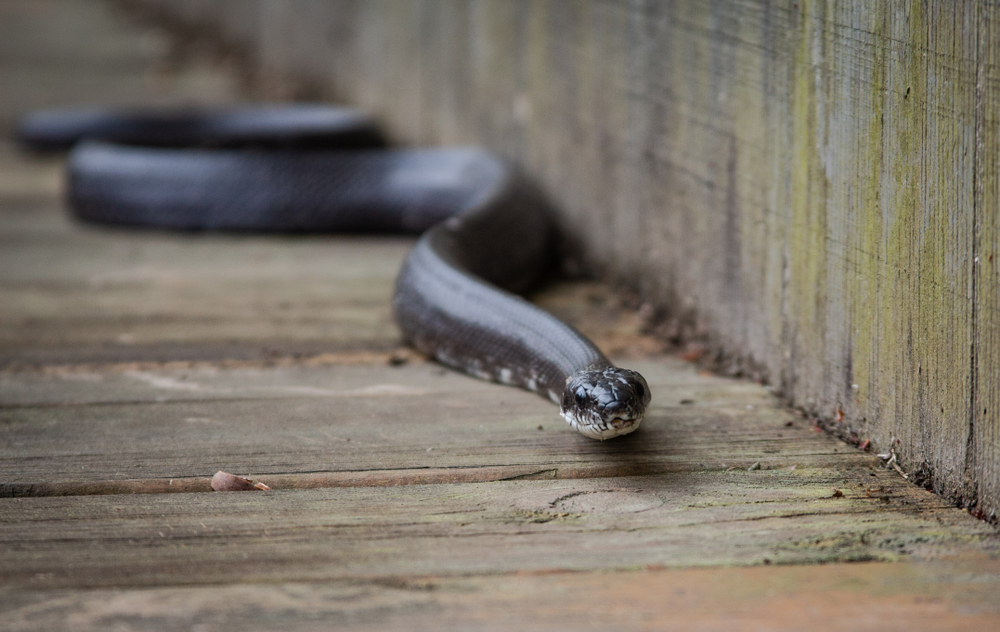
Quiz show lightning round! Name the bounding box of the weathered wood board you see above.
[129,0,1000,519]
[4,560,1000,632]
[0,225,411,367]
[0,359,848,488]
[2,472,997,591]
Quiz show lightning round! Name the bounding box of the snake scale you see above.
[17,104,650,439]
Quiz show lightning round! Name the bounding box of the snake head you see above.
[560,367,651,440]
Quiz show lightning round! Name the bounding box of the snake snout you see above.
[604,400,625,415]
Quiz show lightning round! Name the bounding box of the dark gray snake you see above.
[17,104,650,439]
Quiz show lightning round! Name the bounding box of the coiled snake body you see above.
[18,105,650,439]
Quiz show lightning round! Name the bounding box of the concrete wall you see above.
[130,0,1000,520]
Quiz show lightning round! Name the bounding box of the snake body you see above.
[18,105,650,439]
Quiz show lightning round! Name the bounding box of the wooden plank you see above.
[0,218,411,367]
[869,0,977,515]
[974,2,1000,522]
[4,560,1000,631]
[1,358,862,489]
[2,472,996,591]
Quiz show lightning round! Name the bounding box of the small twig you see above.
[876,450,908,480]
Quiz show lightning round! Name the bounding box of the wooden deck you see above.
[1,1,998,629]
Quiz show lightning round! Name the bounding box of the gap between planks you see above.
[0,349,416,376]
[1,462,690,498]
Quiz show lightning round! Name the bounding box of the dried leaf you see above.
[211,471,271,492]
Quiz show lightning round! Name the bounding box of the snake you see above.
[17,104,651,439]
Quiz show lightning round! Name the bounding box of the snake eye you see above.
[574,388,587,407]
[634,382,644,399]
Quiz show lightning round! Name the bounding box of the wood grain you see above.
[4,357,997,589]
[0,359,857,489]
[3,473,996,591]
[5,560,1000,631]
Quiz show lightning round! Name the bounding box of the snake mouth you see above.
[593,415,642,440]
[561,411,643,440]
[609,417,636,430]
